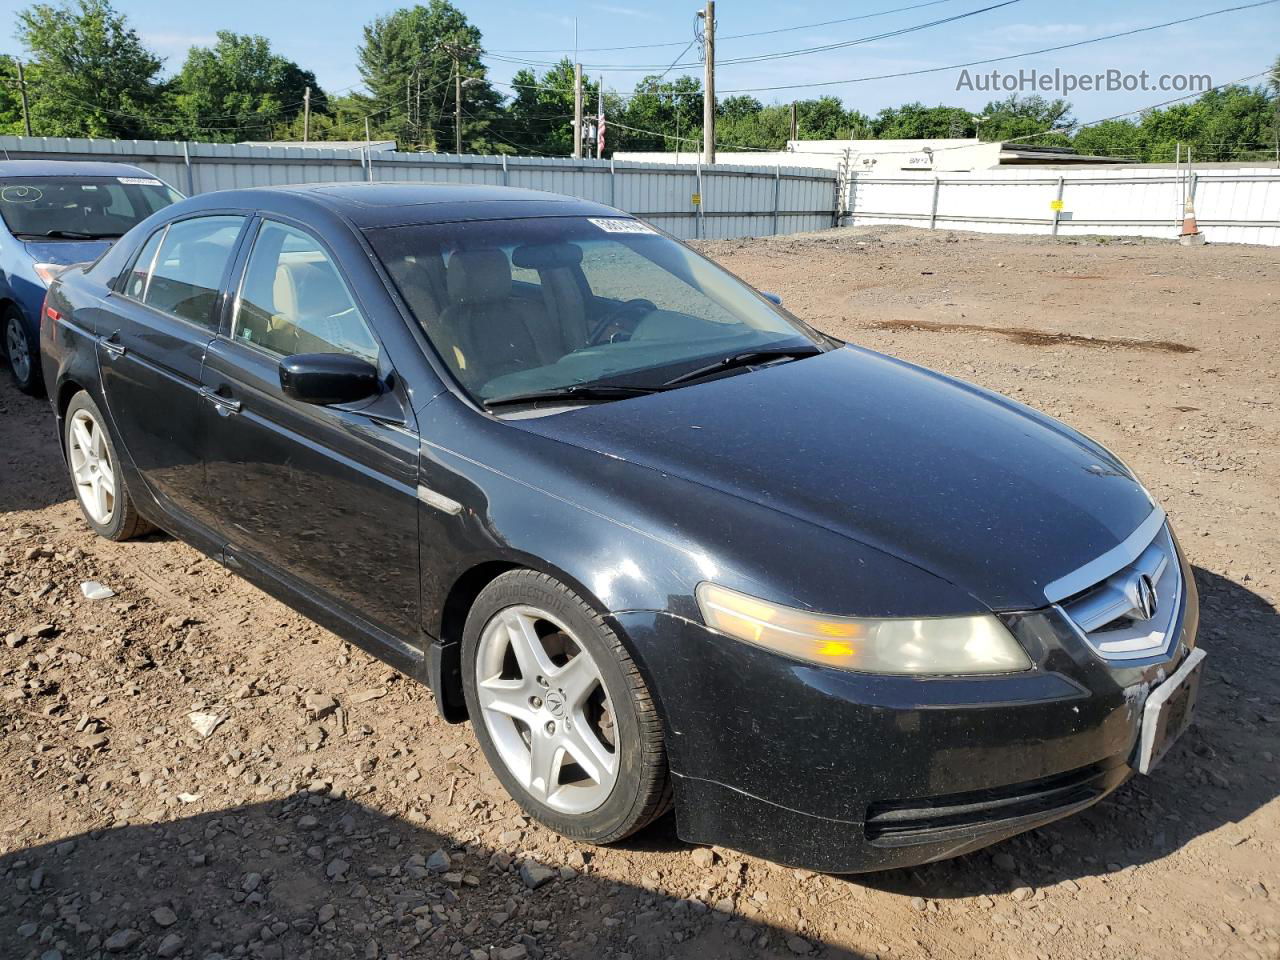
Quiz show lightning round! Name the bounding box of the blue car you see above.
[1,160,182,394]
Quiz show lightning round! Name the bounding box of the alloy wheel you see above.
[474,604,619,814]
[5,316,30,385]
[68,408,116,525]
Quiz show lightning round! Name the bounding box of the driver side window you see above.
[233,221,380,364]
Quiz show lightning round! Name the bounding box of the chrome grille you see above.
[1054,515,1182,662]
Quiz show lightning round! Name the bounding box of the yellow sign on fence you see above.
[1050,199,1065,212]
[691,193,702,206]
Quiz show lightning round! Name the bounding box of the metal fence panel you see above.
[0,136,837,241]
[846,166,1280,245]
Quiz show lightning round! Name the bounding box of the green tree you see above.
[1269,55,1280,157]
[168,31,322,142]
[718,95,762,121]
[500,59,602,156]
[0,56,27,135]
[358,2,501,151]
[871,102,976,139]
[15,0,163,138]
[977,95,1073,143]
[795,97,850,139]
[1137,84,1273,162]
[716,98,782,150]
[619,74,703,152]
[1071,119,1145,161]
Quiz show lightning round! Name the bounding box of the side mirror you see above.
[760,291,783,306]
[279,353,380,406]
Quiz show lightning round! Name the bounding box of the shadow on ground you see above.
[1,794,870,960]
[0,381,73,515]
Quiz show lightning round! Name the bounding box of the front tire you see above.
[4,305,43,396]
[63,391,153,541]
[461,570,672,843]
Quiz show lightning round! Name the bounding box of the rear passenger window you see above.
[232,221,379,364]
[143,216,244,327]
[124,228,164,300]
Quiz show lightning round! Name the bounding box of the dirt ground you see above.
[2,225,1279,960]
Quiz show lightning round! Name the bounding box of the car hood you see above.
[22,239,112,266]
[509,346,1155,611]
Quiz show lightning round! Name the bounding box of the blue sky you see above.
[2,0,1276,123]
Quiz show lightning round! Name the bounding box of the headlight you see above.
[32,263,69,286]
[695,582,1031,675]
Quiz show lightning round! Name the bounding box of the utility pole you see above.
[597,80,605,159]
[440,42,480,155]
[700,1,715,164]
[303,86,311,142]
[790,102,798,143]
[16,60,32,137]
[573,62,583,158]
[454,63,463,154]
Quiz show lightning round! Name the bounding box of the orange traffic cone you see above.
[1179,197,1205,245]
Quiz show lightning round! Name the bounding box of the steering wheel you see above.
[587,299,657,345]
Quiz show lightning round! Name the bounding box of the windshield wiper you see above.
[483,383,667,410]
[663,345,823,387]
[23,230,122,240]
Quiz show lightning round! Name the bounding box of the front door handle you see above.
[99,331,126,359]
[200,386,242,415]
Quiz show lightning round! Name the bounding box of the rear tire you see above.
[4,305,44,396]
[461,569,672,844]
[63,391,153,541]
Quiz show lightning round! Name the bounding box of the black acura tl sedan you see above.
[39,183,1204,873]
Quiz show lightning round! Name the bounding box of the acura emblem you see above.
[545,689,566,717]
[1133,574,1158,620]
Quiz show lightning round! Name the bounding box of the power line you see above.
[719,0,1280,93]
[721,0,1022,66]
[481,0,1022,72]
[605,118,778,153]
[486,0,965,53]
[475,0,1278,109]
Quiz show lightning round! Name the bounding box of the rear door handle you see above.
[200,386,242,415]
[99,331,126,359]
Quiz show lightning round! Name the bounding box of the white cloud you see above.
[592,4,658,20]
[140,31,219,58]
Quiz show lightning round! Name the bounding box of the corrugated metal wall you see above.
[844,166,1280,245]
[0,136,838,240]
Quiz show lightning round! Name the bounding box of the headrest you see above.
[175,240,232,287]
[446,249,511,305]
[512,243,583,270]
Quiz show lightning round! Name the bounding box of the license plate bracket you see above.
[1137,647,1206,774]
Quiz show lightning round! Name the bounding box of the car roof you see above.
[0,159,162,179]
[171,182,626,230]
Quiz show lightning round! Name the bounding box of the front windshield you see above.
[366,216,825,405]
[0,176,182,240]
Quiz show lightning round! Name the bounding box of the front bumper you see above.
[609,559,1199,873]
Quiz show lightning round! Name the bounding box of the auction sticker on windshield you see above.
[118,177,163,186]
[588,218,657,235]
